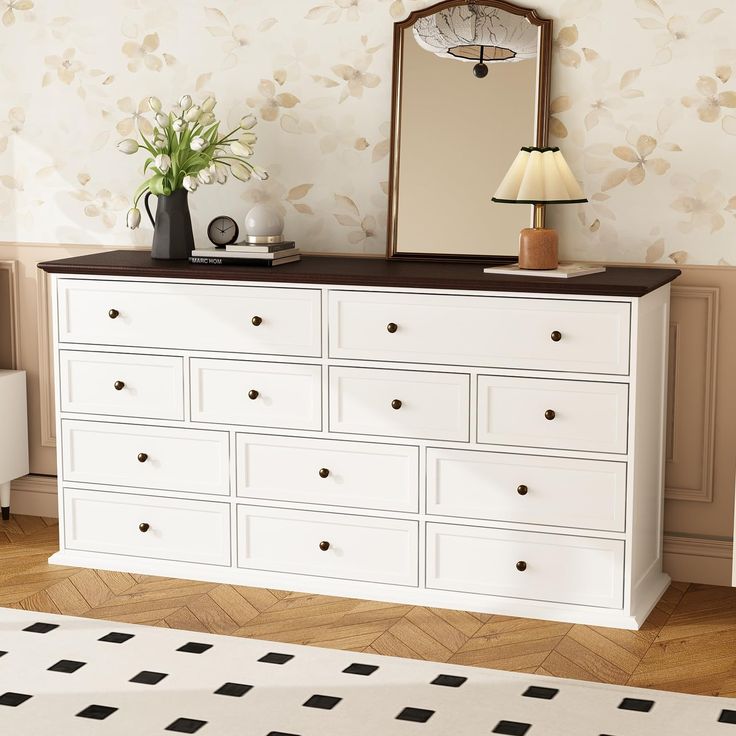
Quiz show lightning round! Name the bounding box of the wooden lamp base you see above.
[518,228,559,270]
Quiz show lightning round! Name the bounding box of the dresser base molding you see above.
[47,550,670,631]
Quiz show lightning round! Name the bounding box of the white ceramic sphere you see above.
[244,204,284,238]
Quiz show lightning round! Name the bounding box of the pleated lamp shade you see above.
[492,146,587,205]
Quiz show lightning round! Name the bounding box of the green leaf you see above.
[143,157,154,173]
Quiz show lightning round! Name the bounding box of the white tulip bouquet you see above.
[117,94,267,229]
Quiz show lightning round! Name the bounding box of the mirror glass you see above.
[388,1,551,259]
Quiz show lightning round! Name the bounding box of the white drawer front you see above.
[478,376,629,454]
[237,506,418,586]
[427,449,626,532]
[191,359,322,431]
[57,279,321,357]
[61,420,230,496]
[329,367,470,441]
[64,487,230,566]
[59,350,184,421]
[427,523,624,608]
[236,435,418,513]
[329,291,630,375]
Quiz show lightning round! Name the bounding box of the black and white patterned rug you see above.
[0,606,732,735]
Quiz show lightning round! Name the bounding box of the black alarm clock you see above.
[207,215,239,247]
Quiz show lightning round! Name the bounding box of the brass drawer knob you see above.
[137,452,148,463]
[387,322,398,334]
[113,380,125,391]
[391,399,402,410]
[517,484,528,496]
[516,560,527,572]
[248,389,259,400]
[138,522,150,533]
[550,330,562,342]
[108,308,120,319]
[319,540,330,551]
[318,468,330,479]
[544,409,556,421]
[251,315,263,327]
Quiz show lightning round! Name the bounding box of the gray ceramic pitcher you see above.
[144,189,195,260]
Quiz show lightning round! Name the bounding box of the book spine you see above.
[189,257,278,267]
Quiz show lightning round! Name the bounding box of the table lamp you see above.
[492,146,587,270]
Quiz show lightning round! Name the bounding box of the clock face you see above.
[207,216,239,247]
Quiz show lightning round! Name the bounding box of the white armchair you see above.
[0,370,29,520]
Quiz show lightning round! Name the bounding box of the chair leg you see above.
[0,481,10,520]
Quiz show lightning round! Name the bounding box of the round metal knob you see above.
[550,330,562,342]
[517,484,528,496]
[386,322,398,334]
[544,409,556,421]
[137,452,148,463]
[108,308,120,319]
[113,380,125,391]
[318,468,330,479]
[251,315,263,327]
[319,540,330,551]
[516,560,527,572]
[138,522,150,533]
[391,399,402,410]
[248,389,259,400]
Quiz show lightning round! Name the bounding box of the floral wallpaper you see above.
[0,0,733,263]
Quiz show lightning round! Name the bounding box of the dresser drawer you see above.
[57,279,321,357]
[329,290,630,375]
[237,506,418,586]
[236,435,418,513]
[59,350,184,420]
[191,358,322,431]
[61,420,230,496]
[427,448,626,532]
[64,487,230,566]
[478,376,629,454]
[427,523,624,608]
[329,367,469,441]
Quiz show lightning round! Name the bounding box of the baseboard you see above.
[663,533,732,586]
[9,475,58,518]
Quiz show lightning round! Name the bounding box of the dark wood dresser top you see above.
[38,250,681,298]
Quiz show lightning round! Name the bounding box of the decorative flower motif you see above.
[333,194,380,248]
[330,59,380,102]
[671,171,729,233]
[116,97,153,137]
[549,96,572,140]
[246,79,299,122]
[0,106,24,153]
[682,74,736,134]
[553,25,581,68]
[122,32,172,72]
[602,133,671,190]
[75,187,127,228]
[2,0,33,27]
[306,0,367,24]
[43,48,83,85]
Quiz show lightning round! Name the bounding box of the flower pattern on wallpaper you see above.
[0,0,734,262]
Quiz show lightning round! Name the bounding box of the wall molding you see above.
[0,259,21,369]
[36,270,56,448]
[665,286,719,503]
[663,533,732,586]
[9,475,58,518]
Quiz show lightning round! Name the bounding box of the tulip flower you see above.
[172,117,185,133]
[179,94,192,111]
[182,175,198,192]
[240,114,257,130]
[154,153,171,173]
[252,165,269,181]
[155,112,168,128]
[148,96,162,113]
[190,136,206,152]
[117,138,139,154]
[230,162,252,181]
[239,132,257,147]
[231,141,253,157]
[210,162,228,184]
[126,207,141,229]
[201,96,216,113]
[153,133,166,149]
[197,168,213,185]
[198,112,215,126]
[184,105,201,123]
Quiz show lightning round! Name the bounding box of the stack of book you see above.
[189,241,300,267]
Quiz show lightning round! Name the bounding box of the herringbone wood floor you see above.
[3,514,736,698]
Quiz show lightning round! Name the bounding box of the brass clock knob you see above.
[551,330,562,342]
[319,540,330,551]
[138,522,150,533]
[391,399,402,410]
[387,322,398,334]
[137,452,148,463]
[318,468,330,479]
[544,409,556,421]
[108,308,120,319]
[251,315,263,327]
[517,484,528,496]
[516,560,527,572]
[113,380,125,391]
[248,389,259,400]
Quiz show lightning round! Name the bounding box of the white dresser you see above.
[40,252,680,629]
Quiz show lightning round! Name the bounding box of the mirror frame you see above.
[385,0,553,262]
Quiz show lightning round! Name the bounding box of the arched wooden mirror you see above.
[386,0,553,261]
